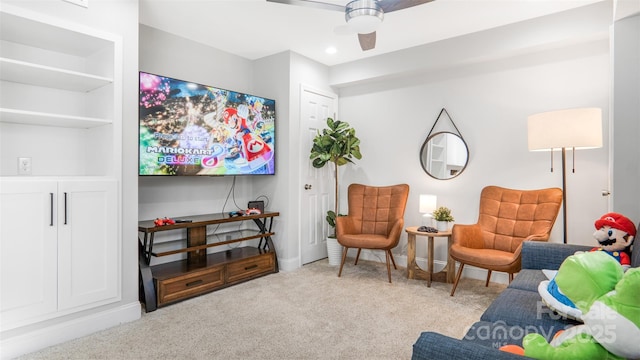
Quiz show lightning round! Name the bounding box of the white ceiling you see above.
[139,0,603,66]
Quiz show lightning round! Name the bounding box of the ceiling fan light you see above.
[345,0,383,34]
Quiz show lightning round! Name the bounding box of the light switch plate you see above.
[18,157,32,175]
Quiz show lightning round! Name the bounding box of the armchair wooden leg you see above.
[354,248,362,265]
[338,246,349,278]
[388,250,397,269]
[509,273,514,283]
[385,250,392,283]
[450,263,465,296]
[485,270,492,287]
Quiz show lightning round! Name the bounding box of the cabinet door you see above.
[57,179,119,310]
[0,179,58,330]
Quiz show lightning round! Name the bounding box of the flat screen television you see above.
[138,71,276,176]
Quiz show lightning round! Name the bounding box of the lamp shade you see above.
[419,194,437,214]
[527,108,603,151]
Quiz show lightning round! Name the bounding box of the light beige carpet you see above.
[18,259,505,360]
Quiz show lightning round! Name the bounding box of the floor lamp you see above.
[527,108,603,244]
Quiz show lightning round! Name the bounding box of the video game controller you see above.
[154,217,176,226]
[228,210,244,217]
[245,208,262,215]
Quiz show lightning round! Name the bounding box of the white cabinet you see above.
[0,5,122,333]
[0,178,119,330]
[0,179,58,327]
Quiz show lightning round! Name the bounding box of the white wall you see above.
[138,28,336,270]
[138,25,259,257]
[332,3,614,273]
[338,42,610,266]
[138,2,622,276]
[612,14,640,223]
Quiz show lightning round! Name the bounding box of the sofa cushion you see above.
[481,288,580,330]
[462,320,548,348]
[521,242,591,270]
[412,331,531,360]
[508,269,547,292]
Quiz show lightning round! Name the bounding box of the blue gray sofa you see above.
[412,240,639,359]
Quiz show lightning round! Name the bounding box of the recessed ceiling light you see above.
[325,46,337,54]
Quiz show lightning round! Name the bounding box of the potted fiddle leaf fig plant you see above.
[432,206,454,231]
[309,117,362,265]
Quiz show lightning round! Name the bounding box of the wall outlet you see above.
[62,0,89,8]
[18,157,32,175]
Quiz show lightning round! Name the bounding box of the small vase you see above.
[436,221,449,232]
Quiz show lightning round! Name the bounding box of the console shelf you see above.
[138,211,279,311]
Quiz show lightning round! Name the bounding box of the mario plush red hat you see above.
[594,212,637,237]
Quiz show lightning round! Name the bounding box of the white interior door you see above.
[300,85,337,264]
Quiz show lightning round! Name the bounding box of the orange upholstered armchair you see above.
[449,186,563,296]
[336,183,410,282]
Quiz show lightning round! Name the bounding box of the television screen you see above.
[138,71,275,176]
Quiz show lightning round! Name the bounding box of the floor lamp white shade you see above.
[527,108,602,151]
[419,194,437,226]
[527,107,603,243]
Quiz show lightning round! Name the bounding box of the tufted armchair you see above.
[449,186,563,296]
[336,183,410,282]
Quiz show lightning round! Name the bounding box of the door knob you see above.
[304,184,312,190]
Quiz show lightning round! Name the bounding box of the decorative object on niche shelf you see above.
[419,108,469,180]
[528,107,603,244]
[309,117,362,265]
[432,206,454,231]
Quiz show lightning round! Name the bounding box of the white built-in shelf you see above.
[0,58,112,92]
[0,108,111,128]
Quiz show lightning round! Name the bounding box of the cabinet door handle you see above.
[245,264,259,271]
[64,192,68,225]
[50,193,54,226]
[186,279,203,287]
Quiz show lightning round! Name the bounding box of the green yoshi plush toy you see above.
[501,251,640,359]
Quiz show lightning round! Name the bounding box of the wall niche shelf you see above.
[0,58,113,92]
[0,108,111,128]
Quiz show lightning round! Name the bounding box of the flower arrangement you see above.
[432,206,454,222]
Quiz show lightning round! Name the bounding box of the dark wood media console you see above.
[138,211,279,312]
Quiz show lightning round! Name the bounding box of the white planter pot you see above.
[326,237,343,266]
[436,221,449,232]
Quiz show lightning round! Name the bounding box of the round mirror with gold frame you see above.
[420,131,469,180]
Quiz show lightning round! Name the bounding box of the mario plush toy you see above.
[590,212,636,271]
[537,213,636,322]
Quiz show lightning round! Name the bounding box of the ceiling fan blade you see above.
[358,32,376,51]
[378,0,434,13]
[266,0,344,12]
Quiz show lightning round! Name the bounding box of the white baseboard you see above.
[280,250,510,285]
[277,256,299,272]
[356,249,509,285]
[1,302,141,360]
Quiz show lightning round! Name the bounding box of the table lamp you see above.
[419,194,437,227]
[527,107,603,243]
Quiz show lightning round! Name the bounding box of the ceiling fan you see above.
[266,0,434,51]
